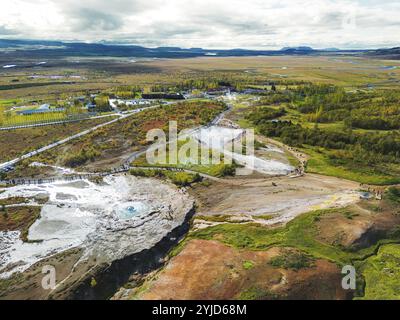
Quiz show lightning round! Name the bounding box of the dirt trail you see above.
[259,135,309,166]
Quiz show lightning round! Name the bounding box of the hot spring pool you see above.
[115,202,148,219]
[0,175,194,279]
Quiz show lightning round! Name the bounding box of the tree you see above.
[94,96,111,112]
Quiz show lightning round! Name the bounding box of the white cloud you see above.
[0,0,399,49]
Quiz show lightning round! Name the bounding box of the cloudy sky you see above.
[0,0,399,49]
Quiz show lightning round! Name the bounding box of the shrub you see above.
[270,250,314,270]
[130,169,201,186]
[90,277,97,288]
[164,172,202,187]
[63,147,101,167]
[243,260,255,270]
[387,187,400,203]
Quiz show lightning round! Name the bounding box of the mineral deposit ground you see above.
[1,51,400,300]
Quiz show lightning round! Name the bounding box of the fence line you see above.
[0,114,115,131]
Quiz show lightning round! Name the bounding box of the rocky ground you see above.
[0,175,194,299]
[190,173,360,227]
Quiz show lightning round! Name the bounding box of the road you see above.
[0,98,231,178]
[123,103,231,166]
[0,101,311,186]
[0,106,160,172]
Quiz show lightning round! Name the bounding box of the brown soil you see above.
[0,117,114,163]
[0,197,29,206]
[0,206,41,242]
[132,239,349,300]
[142,119,166,132]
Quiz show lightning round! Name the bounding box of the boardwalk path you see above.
[1,103,287,186]
[0,165,229,186]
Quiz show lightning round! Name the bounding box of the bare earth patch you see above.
[130,239,349,300]
[190,173,359,226]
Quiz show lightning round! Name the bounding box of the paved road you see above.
[0,99,230,179]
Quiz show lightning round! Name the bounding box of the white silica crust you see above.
[193,126,294,175]
[0,175,194,279]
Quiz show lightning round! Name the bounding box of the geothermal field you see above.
[0,175,194,279]
[193,126,294,175]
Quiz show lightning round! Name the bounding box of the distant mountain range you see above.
[367,47,400,59]
[0,39,397,59]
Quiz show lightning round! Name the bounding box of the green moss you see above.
[285,151,301,168]
[242,260,255,270]
[129,168,201,187]
[238,287,278,300]
[269,249,314,270]
[90,277,97,288]
[164,171,202,187]
[189,208,400,265]
[256,215,274,221]
[359,244,400,300]
[342,210,360,220]
[195,215,234,223]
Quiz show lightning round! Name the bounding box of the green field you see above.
[0,111,69,127]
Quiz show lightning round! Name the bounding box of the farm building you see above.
[142,93,185,100]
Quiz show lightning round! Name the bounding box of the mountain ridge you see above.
[0,39,394,59]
